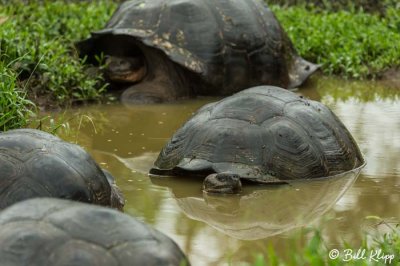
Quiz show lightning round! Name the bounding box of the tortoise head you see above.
[102,169,125,211]
[203,172,242,194]
[105,55,147,83]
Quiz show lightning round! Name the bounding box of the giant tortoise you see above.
[0,198,189,266]
[0,129,124,209]
[150,86,364,193]
[77,0,319,104]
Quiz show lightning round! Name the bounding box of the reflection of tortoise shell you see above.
[0,129,115,209]
[151,86,364,183]
[0,198,189,266]
[174,169,361,240]
[78,0,318,93]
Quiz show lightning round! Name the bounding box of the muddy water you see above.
[47,77,399,265]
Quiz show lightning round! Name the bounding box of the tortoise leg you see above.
[203,173,242,194]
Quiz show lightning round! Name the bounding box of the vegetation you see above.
[0,1,117,109]
[272,5,400,79]
[252,224,400,266]
[0,59,35,131]
[268,0,400,15]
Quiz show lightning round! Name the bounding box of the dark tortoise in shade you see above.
[77,0,319,104]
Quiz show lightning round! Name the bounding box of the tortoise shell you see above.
[78,0,319,95]
[150,86,364,183]
[0,129,123,209]
[0,198,189,266]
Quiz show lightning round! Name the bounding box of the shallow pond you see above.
[45,76,399,265]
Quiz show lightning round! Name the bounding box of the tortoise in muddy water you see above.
[0,198,190,266]
[150,86,364,193]
[0,129,124,210]
[77,0,319,104]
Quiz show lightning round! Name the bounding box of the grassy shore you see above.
[0,1,117,111]
[272,5,400,79]
[0,60,35,131]
[1,1,399,129]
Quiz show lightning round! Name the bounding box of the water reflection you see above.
[84,99,216,157]
[150,166,363,240]
[333,100,400,178]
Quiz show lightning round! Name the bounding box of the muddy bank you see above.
[381,67,400,89]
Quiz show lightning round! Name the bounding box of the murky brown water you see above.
[44,76,399,265]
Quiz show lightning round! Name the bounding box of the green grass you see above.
[272,5,400,79]
[0,59,35,131]
[268,0,400,14]
[252,224,400,266]
[0,1,116,130]
[0,1,117,106]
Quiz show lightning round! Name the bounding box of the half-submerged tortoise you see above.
[0,198,189,266]
[150,86,364,194]
[77,0,319,104]
[0,129,124,210]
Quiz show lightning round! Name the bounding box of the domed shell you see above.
[0,198,189,266]
[150,86,364,183]
[0,129,119,209]
[78,0,319,93]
